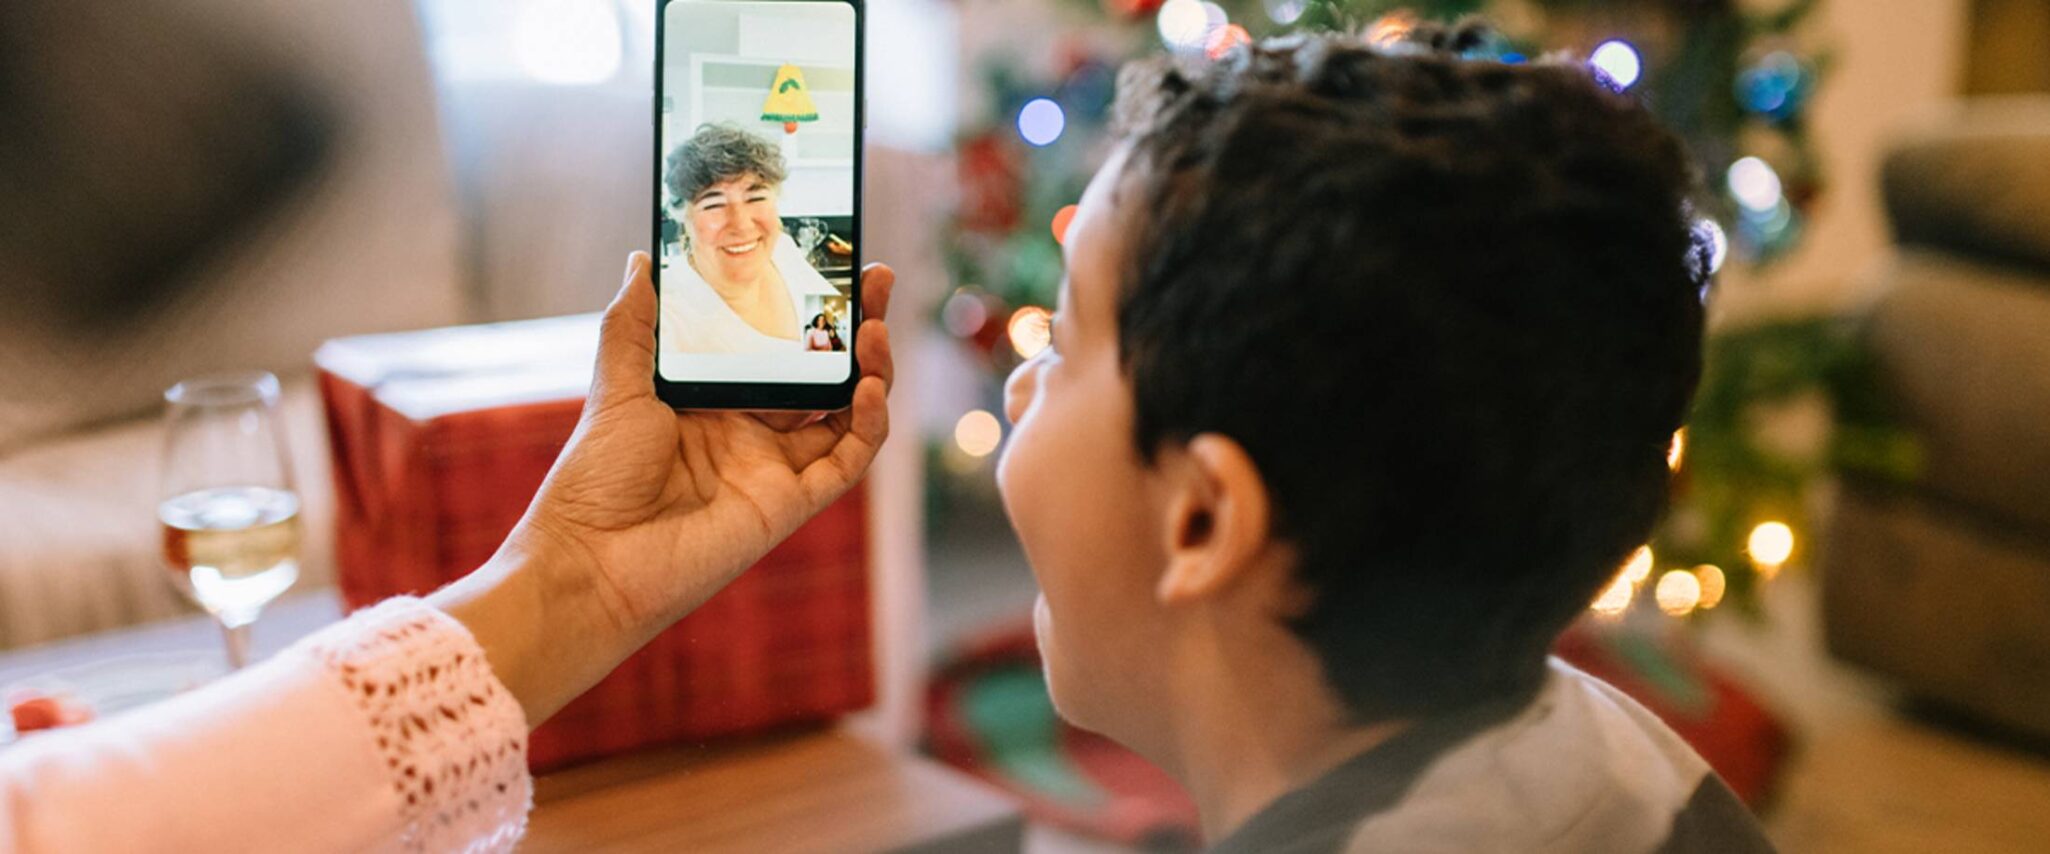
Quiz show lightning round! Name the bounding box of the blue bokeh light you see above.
[1017,98,1066,147]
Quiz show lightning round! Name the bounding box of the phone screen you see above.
[655,0,859,388]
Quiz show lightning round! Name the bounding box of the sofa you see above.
[0,0,466,648]
[1821,96,2050,740]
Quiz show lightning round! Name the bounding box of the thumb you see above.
[593,251,658,405]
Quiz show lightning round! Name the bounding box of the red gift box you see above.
[314,314,873,770]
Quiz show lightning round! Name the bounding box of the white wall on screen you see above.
[663,1,855,217]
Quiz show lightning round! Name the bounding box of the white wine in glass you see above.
[159,372,300,669]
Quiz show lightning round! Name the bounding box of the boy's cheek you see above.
[994,418,1070,588]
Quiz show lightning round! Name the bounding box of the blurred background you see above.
[3,0,2049,851]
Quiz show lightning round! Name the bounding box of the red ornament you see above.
[968,294,1012,358]
[957,133,1025,235]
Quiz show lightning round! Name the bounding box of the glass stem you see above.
[221,620,253,670]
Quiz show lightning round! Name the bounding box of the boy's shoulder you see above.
[1210,659,1774,854]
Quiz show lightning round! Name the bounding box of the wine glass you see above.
[158,372,302,670]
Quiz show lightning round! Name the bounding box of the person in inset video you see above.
[804,313,843,352]
[660,124,840,354]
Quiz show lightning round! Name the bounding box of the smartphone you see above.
[652,0,864,410]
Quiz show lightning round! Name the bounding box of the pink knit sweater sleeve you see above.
[0,597,533,853]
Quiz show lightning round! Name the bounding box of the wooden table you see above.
[1,591,1024,853]
[528,728,1023,853]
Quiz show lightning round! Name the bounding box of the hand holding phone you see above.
[654,0,865,410]
[443,252,893,722]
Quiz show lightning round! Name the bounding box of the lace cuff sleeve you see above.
[303,596,533,853]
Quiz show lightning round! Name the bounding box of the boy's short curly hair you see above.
[1109,26,1706,722]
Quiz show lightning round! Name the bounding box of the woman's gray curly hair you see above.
[665,124,787,208]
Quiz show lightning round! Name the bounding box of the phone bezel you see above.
[651,0,865,411]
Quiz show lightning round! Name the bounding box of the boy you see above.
[994,28,1772,853]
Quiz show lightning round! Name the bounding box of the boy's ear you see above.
[1156,434,1275,605]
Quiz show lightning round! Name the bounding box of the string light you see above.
[1017,98,1065,147]
[1051,204,1078,245]
[1624,545,1655,586]
[1656,570,1702,616]
[955,410,1003,458]
[1668,428,1686,471]
[1694,564,1727,610]
[941,290,990,338]
[1207,23,1252,59]
[1008,307,1053,359]
[1158,0,1209,50]
[1264,0,1305,25]
[1591,573,1635,616]
[1728,157,1784,213]
[1738,51,1810,120]
[1365,12,1417,46]
[1748,521,1795,577]
[1697,219,1729,276]
[1589,40,1643,90]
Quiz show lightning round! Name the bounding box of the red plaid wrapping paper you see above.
[314,316,873,770]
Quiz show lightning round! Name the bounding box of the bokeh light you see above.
[1008,307,1053,359]
[1591,573,1635,616]
[513,0,624,85]
[955,410,1003,458]
[1589,40,1643,90]
[942,290,990,338]
[1207,23,1252,59]
[1748,521,1795,569]
[1051,204,1079,245]
[1737,51,1810,120]
[1264,0,1305,25]
[1728,157,1784,213]
[1017,98,1066,147]
[1624,545,1655,586]
[1365,12,1417,46]
[1656,570,1702,616]
[1668,428,1686,471]
[1158,0,1210,50]
[1697,219,1729,275]
[1694,564,1727,610]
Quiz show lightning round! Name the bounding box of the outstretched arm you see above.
[432,252,896,725]
[0,253,896,853]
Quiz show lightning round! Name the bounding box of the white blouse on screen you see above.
[659,233,839,355]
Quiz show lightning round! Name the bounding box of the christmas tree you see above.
[935,0,1914,618]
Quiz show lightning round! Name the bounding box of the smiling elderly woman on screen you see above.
[661,124,839,354]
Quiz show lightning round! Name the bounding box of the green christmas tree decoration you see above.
[936,0,1906,618]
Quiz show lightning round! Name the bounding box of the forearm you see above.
[429,523,650,727]
[0,599,530,853]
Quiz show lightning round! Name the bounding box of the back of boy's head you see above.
[1109,25,1706,722]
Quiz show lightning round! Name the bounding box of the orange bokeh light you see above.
[1051,204,1079,245]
